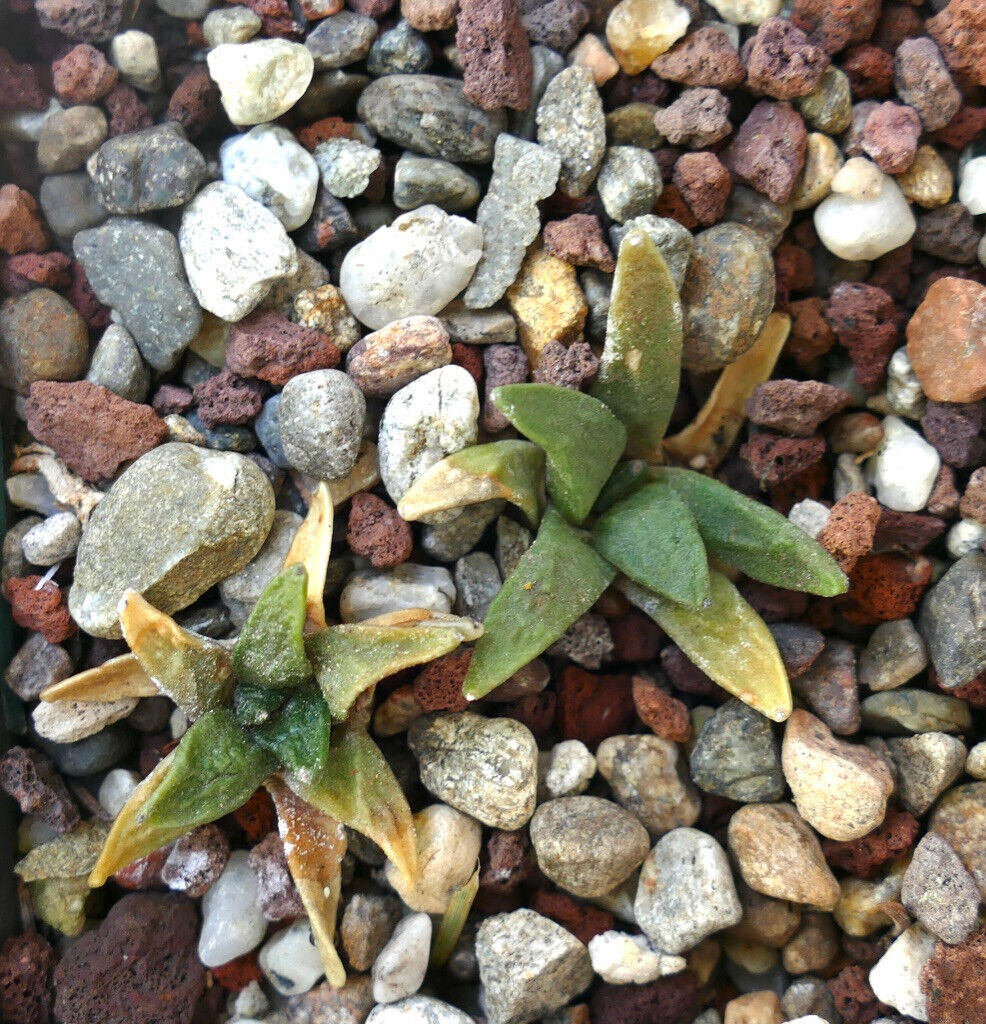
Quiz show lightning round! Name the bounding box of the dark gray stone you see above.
[918,553,986,689]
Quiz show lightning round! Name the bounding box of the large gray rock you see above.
[918,553,986,689]
[74,217,202,371]
[69,443,275,637]
[475,909,592,1024]
[901,833,980,944]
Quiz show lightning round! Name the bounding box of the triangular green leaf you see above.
[233,564,313,690]
[664,468,849,597]
[592,480,710,607]
[490,384,627,525]
[463,509,616,699]
[619,573,792,723]
[234,683,287,727]
[250,688,331,778]
[590,229,683,459]
[592,459,658,515]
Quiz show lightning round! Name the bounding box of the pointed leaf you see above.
[664,468,849,596]
[283,482,334,629]
[463,509,616,699]
[431,865,479,967]
[251,688,331,779]
[397,441,545,528]
[40,653,157,704]
[490,384,626,524]
[233,565,313,690]
[234,684,287,727]
[618,573,792,722]
[592,459,658,515]
[306,616,480,719]
[267,775,348,988]
[590,230,683,458]
[118,591,233,718]
[287,725,417,888]
[592,480,710,607]
[138,709,278,831]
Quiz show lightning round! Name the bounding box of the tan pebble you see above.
[569,34,620,86]
[723,989,784,1024]
[792,133,844,211]
[833,861,906,937]
[606,0,690,75]
[728,880,801,948]
[781,911,839,974]
[896,144,953,209]
[929,782,986,898]
[721,934,779,975]
[830,156,884,200]
[373,682,423,736]
[32,696,137,742]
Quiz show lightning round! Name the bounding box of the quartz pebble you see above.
[206,40,314,125]
[198,850,267,968]
[261,921,325,997]
[543,739,596,798]
[587,932,685,985]
[314,138,382,199]
[21,513,80,566]
[867,416,940,512]
[97,767,138,818]
[372,913,432,1004]
[869,923,935,1021]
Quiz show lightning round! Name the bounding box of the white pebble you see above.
[958,155,986,216]
[372,913,432,1004]
[259,920,325,996]
[203,7,262,45]
[544,740,597,799]
[198,850,268,968]
[869,923,936,1021]
[946,519,986,560]
[231,981,268,1020]
[314,138,382,199]
[32,697,137,743]
[21,512,81,566]
[109,30,161,92]
[587,931,685,985]
[367,997,474,1024]
[966,742,986,780]
[866,415,940,512]
[885,348,925,420]
[788,498,831,539]
[170,706,190,739]
[705,0,779,24]
[207,40,314,126]
[340,563,456,623]
[98,768,140,817]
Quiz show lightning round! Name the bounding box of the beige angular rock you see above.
[929,782,986,897]
[32,697,137,742]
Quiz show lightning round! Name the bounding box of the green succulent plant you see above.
[397,229,849,722]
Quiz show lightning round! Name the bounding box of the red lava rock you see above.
[0,746,79,833]
[791,0,880,54]
[927,464,960,518]
[631,675,691,742]
[483,344,529,432]
[837,553,933,626]
[456,0,532,111]
[927,0,986,88]
[660,643,724,700]
[521,0,589,52]
[653,182,699,230]
[829,964,893,1024]
[66,259,111,329]
[0,251,73,293]
[745,17,830,99]
[651,26,746,88]
[0,186,48,256]
[724,100,807,205]
[451,341,483,382]
[604,69,668,107]
[959,467,986,524]
[609,609,663,662]
[787,297,836,366]
[872,509,946,554]
[892,37,961,132]
[740,580,810,624]
[770,458,828,516]
[0,49,46,111]
[104,83,153,136]
[875,3,924,52]
[740,432,826,490]
[501,689,556,739]
[822,807,920,878]
[210,952,264,992]
[653,87,732,149]
[826,282,901,393]
[672,151,731,226]
[53,894,207,1024]
[346,492,413,570]
[817,492,881,573]
[166,66,220,138]
[4,576,76,644]
[297,117,355,151]
[192,369,264,428]
[160,824,230,899]
[412,649,472,713]
[0,932,56,1024]
[920,929,986,1024]
[543,213,615,272]
[233,789,277,844]
[51,43,117,103]
[248,832,306,922]
[746,379,850,437]
[25,380,168,483]
[774,241,814,295]
[226,309,340,387]
[531,340,599,390]
[843,44,894,97]
[768,621,825,678]
[531,889,615,946]
[589,974,699,1024]
[862,101,921,173]
[231,0,299,36]
[480,830,533,894]
[555,667,635,750]
[152,384,194,417]
[113,847,168,890]
[935,105,986,149]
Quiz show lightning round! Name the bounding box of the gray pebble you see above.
[294,69,370,121]
[367,20,432,76]
[37,104,107,174]
[340,563,456,622]
[887,732,967,815]
[185,413,256,453]
[393,154,481,213]
[35,722,136,777]
[442,307,517,346]
[127,696,173,733]
[219,510,302,625]
[454,551,501,619]
[422,499,505,562]
[21,512,81,566]
[918,552,986,690]
[861,689,972,735]
[38,172,109,239]
[610,215,693,291]
[255,394,289,468]
[86,323,150,403]
[314,138,381,199]
[306,10,378,69]
[2,516,42,584]
[5,632,74,702]
[536,65,605,198]
[580,268,612,342]
[724,184,793,250]
[596,146,662,223]
[859,618,928,691]
[901,833,980,944]
[494,515,532,578]
[510,44,564,141]
[782,976,839,1024]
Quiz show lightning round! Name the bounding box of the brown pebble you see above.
[0,48,47,112]
[651,26,746,88]
[52,43,118,104]
[412,648,472,712]
[0,746,79,834]
[151,384,194,417]
[673,151,732,226]
[631,675,691,742]
[791,0,880,54]
[456,0,532,112]
[746,379,850,437]
[0,931,56,1024]
[345,492,413,569]
[543,214,615,272]
[0,186,48,256]
[653,87,732,149]
[345,316,451,398]
[725,100,807,205]
[862,101,921,173]
[817,492,881,573]
[927,464,961,518]
[531,340,599,390]
[893,37,961,131]
[740,432,826,490]
[829,964,893,1024]
[4,576,76,645]
[843,44,894,97]
[248,832,306,921]
[226,309,340,387]
[483,344,529,433]
[746,17,830,100]
[873,508,946,554]
[769,621,825,679]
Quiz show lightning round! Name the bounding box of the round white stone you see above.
[788,498,830,539]
[98,768,140,817]
[367,997,474,1024]
[958,155,986,216]
[221,124,319,231]
[198,850,268,968]
[339,205,483,330]
[207,40,314,126]
[814,170,916,261]
[259,920,325,996]
[544,740,597,799]
[947,520,986,560]
[372,913,432,1004]
[966,742,986,780]
[587,931,686,984]
[866,415,940,512]
[21,512,81,566]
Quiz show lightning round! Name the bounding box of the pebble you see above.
[69,443,274,637]
[451,551,498,619]
[36,723,135,777]
[340,562,455,622]
[542,739,595,799]
[198,850,268,968]
[529,796,650,897]
[4,631,73,702]
[463,135,560,309]
[868,923,935,1021]
[179,182,298,322]
[898,145,953,209]
[587,932,685,985]
[887,732,966,816]
[635,827,742,954]
[475,909,593,1024]
[393,154,481,213]
[220,124,319,231]
[422,499,504,562]
[901,833,980,944]
[109,29,160,91]
[596,734,701,838]
[87,323,150,402]
[314,138,381,199]
[536,65,605,198]
[21,513,80,566]
[278,369,365,480]
[206,40,314,125]
[372,913,431,1003]
[918,553,986,690]
[859,619,927,691]
[203,6,262,45]
[706,0,778,23]
[861,689,971,735]
[261,921,325,997]
[340,206,483,330]
[97,767,139,818]
[958,156,986,216]
[596,146,661,223]
[219,509,302,624]
[930,783,986,898]
[306,10,377,69]
[341,893,401,970]
[967,743,986,780]
[37,105,107,174]
[160,824,230,898]
[377,364,479,505]
[357,74,506,163]
[866,415,940,512]
[0,288,90,394]
[947,519,986,560]
[409,711,538,830]
[0,745,79,833]
[609,215,693,290]
[727,803,840,910]
[38,172,109,240]
[605,0,689,74]
[367,997,474,1024]
[368,19,432,76]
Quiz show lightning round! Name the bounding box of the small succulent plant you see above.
[397,229,849,723]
